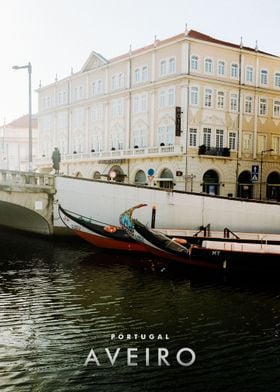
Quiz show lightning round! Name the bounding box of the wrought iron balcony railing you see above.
[198,145,230,157]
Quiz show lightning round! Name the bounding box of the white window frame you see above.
[244,95,253,114]
[216,91,225,110]
[246,65,254,83]
[215,129,224,148]
[230,92,238,112]
[259,97,268,116]
[204,58,213,74]
[204,88,213,108]
[230,63,239,79]
[190,55,199,72]
[274,72,280,88]
[190,86,199,106]
[189,127,198,147]
[160,60,167,76]
[203,127,212,147]
[228,131,237,150]
[260,69,268,86]
[217,60,226,76]
[273,100,280,117]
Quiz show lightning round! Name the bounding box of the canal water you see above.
[0,229,279,392]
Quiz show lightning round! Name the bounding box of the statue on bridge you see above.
[52,147,61,174]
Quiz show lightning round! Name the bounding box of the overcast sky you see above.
[0,0,279,123]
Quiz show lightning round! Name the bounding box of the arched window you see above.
[204,58,213,73]
[202,170,219,195]
[191,55,199,71]
[107,165,125,183]
[134,170,147,185]
[158,168,174,189]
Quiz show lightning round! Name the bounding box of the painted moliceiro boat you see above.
[119,205,280,272]
[58,205,146,252]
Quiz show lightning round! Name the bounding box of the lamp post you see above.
[259,148,274,200]
[12,62,32,171]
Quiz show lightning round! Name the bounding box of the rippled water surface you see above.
[0,229,280,392]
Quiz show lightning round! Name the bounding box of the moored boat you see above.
[58,204,146,252]
[119,204,280,272]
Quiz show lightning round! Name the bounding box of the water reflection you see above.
[0,230,279,391]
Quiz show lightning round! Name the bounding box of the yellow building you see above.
[36,27,280,200]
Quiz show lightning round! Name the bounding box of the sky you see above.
[0,0,280,124]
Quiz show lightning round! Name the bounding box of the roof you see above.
[187,30,277,57]
[109,29,277,64]
[4,114,38,129]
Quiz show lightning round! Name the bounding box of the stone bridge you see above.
[0,170,56,235]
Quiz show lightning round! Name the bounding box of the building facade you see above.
[0,115,38,171]
[36,28,280,200]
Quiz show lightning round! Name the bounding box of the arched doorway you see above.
[107,165,125,182]
[237,171,253,199]
[158,168,174,189]
[202,170,219,195]
[266,172,280,201]
[134,170,147,185]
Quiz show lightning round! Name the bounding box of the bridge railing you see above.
[0,170,55,189]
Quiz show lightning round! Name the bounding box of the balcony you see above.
[198,145,230,157]
[35,145,184,168]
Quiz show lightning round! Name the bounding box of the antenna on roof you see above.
[129,44,132,56]
[39,80,42,88]
[71,67,74,75]
[185,23,188,35]
[240,36,243,49]
[154,35,158,47]
[255,40,258,52]
[55,74,58,82]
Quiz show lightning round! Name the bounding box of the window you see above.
[112,99,123,118]
[217,91,225,109]
[135,66,148,83]
[160,60,167,76]
[257,135,267,153]
[246,66,253,83]
[191,55,199,71]
[259,98,267,116]
[244,96,253,114]
[230,93,238,112]
[231,63,239,79]
[159,88,175,108]
[204,58,213,73]
[157,125,174,146]
[133,95,140,113]
[243,133,253,152]
[92,80,103,96]
[216,129,224,148]
[274,72,280,88]
[190,87,199,106]
[273,100,280,117]
[189,128,197,147]
[260,69,268,85]
[218,61,225,76]
[204,88,213,107]
[159,91,165,108]
[169,58,176,74]
[272,136,280,154]
[142,66,148,81]
[133,94,147,113]
[203,128,211,147]
[168,88,175,106]
[229,132,237,150]
[112,75,117,90]
[133,128,148,148]
[135,68,140,82]
[112,73,124,90]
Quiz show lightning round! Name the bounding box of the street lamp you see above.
[259,148,274,200]
[12,62,32,171]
